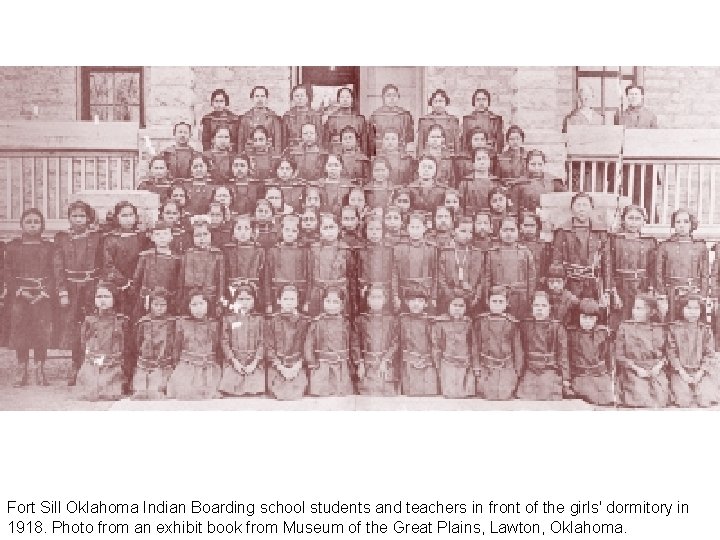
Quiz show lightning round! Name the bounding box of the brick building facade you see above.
[2,66,720,232]
[3,65,717,176]
[4,66,719,129]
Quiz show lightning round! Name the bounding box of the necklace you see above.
[454,244,469,283]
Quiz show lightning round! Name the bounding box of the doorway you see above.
[299,66,360,115]
[298,66,424,130]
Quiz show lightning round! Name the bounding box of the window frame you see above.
[573,66,642,120]
[80,66,145,127]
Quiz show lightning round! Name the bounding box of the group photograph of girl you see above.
[1,65,719,410]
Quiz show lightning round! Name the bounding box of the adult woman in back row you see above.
[324,86,367,155]
[418,88,460,155]
[462,88,504,155]
[200,89,239,152]
[368,84,414,156]
[283,84,323,152]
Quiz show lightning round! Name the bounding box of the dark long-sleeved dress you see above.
[4,237,59,350]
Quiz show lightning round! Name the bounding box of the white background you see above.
[2,1,719,538]
[2,413,718,538]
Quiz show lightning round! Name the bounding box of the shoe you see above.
[67,368,78,386]
[36,363,49,386]
[13,363,29,387]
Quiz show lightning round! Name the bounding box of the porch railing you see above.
[0,121,139,234]
[4,122,720,241]
[565,126,720,238]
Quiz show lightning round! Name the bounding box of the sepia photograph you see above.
[0,6,718,539]
[1,65,719,411]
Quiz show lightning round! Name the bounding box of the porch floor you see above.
[0,348,714,411]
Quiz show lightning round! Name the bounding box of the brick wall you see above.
[423,67,571,178]
[644,66,720,128]
[424,66,720,150]
[511,66,573,178]
[6,66,720,235]
[512,66,574,132]
[189,66,292,126]
[423,67,573,130]
[423,66,515,122]
[0,66,292,128]
[0,67,77,120]
[7,65,720,181]
[145,67,195,126]
[144,66,292,128]
[6,66,720,131]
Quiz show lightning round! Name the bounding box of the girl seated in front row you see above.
[266,285,310,401]
[666,294,720,407]
[75,282,129,401]
[614,293,668,408]
[398,286,438,396]
[133,287,175,400]
[166,291,221,400]
[218,284,266,397]
[472,285,523,401]
[304,286,353,397]
[354,284,399,396]
[432,296,475,398]
[515,290,569,401]
[566,298,614,406]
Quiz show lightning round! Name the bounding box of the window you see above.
[575,66,641,121]
[81,67,144,126]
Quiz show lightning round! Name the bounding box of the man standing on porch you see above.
[615,84,658,213]
[614,85,658,129]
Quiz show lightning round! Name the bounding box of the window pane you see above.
[620,79,634,93]
[603,78,623,109]
[89,105,113,121]
[575,67,639,118]
[577,66,604,72]
[89,72,112,105]
[310,84,356,109]
[114,72,140,105]
[83,67,143,125]
[114,105,139,122]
